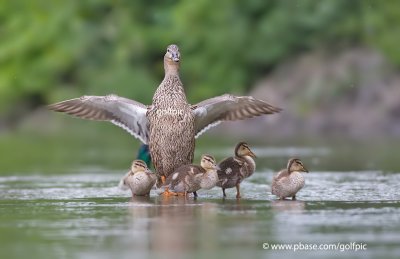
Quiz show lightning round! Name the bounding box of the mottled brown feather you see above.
[165,165,204,191]
[217,157,245,188]
[273,169,290,182]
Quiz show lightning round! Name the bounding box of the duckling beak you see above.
[248,150,257,158]
[214,165,221,171]
[302,166,309,173]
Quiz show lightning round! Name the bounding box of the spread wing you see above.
[192,94,281,138]
[48,94,149,144]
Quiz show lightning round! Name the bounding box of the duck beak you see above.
[172,53,180,62]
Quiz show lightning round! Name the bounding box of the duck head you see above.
[137,144,151,168]
[164,44,180,74]
[200,154,220,171]
[166,44,180,62]
[287,158,308,174]
[235,142,256,158]
[130,159,150,174]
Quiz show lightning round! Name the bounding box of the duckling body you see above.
[119,160,157,196]
[217,142,256,198]
[271,158,308,200]
[164,154,219,196]
[48,45,281,185]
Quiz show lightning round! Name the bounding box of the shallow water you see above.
[1,169,399,259]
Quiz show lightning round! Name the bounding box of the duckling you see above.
[48,44,281,186]
[217,142,256,198]
[271,158,309,200]
[163,154,219,197]
[119,160,157,196]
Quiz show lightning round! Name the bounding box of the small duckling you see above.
[119,160,157,196]
[271,158,309,200]
[163,154,219,197]
[217,142,256,198]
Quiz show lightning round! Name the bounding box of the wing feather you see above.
[192,94,281,138]
[48,94,149,143]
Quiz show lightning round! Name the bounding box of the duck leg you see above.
[193,191,198,197]
[222,188,226,197]
[161,175,166,184]
[292,195,296,200]
[159,176,178,196]
[235,184,241,199]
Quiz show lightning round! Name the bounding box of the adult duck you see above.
[48,44,281,185]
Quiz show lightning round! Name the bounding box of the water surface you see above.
[1,169,399,259]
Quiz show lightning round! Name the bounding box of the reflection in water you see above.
[127,196,218,256]
[219,198,251,213]
[271,200,306,213]
[2,171,400,258]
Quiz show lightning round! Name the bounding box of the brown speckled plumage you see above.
[164,154,219,196]
[217,142,256,198]
[147,46,195,185]
[271,158,309,200]
[48,44,281,183]
[119,160,157,196]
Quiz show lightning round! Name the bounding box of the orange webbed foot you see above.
[160,188,187,197]
[161,187,178,197]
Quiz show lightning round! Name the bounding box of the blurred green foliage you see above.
[0,0,398,119]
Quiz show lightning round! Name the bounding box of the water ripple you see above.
[0,171,399,202]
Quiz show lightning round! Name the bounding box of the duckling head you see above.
[130,159,149,174]
[287,158,308,174]
[200,154,220,171]
[235,142,257,158]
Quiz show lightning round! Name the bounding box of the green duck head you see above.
[137,144,151,168]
